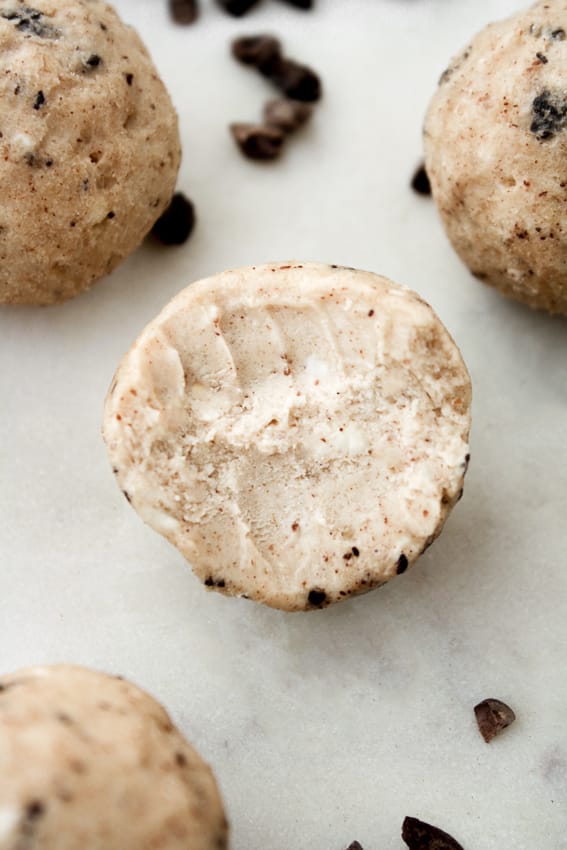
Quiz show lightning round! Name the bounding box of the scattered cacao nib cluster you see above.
[230,34,322,160]
[168,0,313,26]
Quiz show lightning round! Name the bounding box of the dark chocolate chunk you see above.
[345,843,364,850]
[263,97,313,132]
[474,698,516,743]
[1,6,60,38]
[33,90,45,110]
[262,56,322,102]
[125,73,134,85]
[536,52,548,63]
[230,122,285,160]
[85,54,102,68]
[217,0,262,16]
[274,0,313,8]
[402,816,464,850]
[551,28,566,40]
[169,0,199,24]
[204,577,215,587]
[351,546,360,557]
[232,35,282,69]
[151,192,196,245]
[396,553,408,574]
[411,163,431,196]
[308,588,326,606]
[530,90,567,140]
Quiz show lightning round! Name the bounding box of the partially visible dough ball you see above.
[103,262,471,612]
[0,0,180,305]
[424,0,567,314]
[0,665,228,850]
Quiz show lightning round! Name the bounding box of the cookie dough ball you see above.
[0,665,228,850]
[103,262,471,612]
[0,0,180,305]
[424,0,567,314]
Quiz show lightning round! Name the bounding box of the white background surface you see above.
[1,0,567,847]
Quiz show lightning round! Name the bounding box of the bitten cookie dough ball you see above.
[0,0,180,305]
[103,262,471,612]
[424,0,567,314]
[0,665,228,850]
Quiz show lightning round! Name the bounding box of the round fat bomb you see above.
[0,0,180,305]
[0,665,228,850]
[424,0,567,314]
[103,262,471,612]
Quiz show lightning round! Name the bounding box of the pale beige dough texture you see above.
[0,665,228,850]
[103,262,471,612]
[424,0,567,314]
[0,0,180,305]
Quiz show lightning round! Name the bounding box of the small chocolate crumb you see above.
[175,751,187,766]
[33,90,45,110]
[107,211,115,219]
[536,52,548,64]
[343,552,353,561]
[411,163,431,196]
[122,490,131,503]
[275,0,313,7]
[397,553,408,574]
[291,522,299,531]
[308,588,326,606]
[262,56,322,102]
[402,816,464,850]
[26,801,45,821]
[232,35,281,69]
[351,546,360,557]
[151,192,195,245]
[474,698,516,743]
[551,28,566,40]
[230,123,285,160]
[125,72,134,85]
[368,309,374,317]
[204,577,215,587]
[263,97,313,132]
[169,0,199,24]
[217,0,262,16]
[86,54,102,68]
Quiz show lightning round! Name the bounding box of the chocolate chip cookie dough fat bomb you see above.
[0,665,228,850]
[424,0,567,314]
[0,0,180,305]
[104,263,471,611]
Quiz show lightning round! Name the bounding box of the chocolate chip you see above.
[345,843,364,850]
[232,35,281,68]
[169,0,199,23]
[262,56,322,102]
[263,97,313,132]
[530,90,567,140]
[217,0,262,16]
[1,6,60,38]
[411,163,431,196]
[122,490,131,503]
[551,28,566,40]
[217,579,226,588]
[33,90,45,110]
[230,123,285,160]
[351,546,360,557]
[107,211,115,219]
[204,577,215,587]
[343,552,353,560]
[151,192,196,245]
[474,698,516,743]
[26,801,45,820]
[275,0,313,7]
[536,52,548,64]
[402,816,464,850]
[86,54,102,67]
[308,588,326,606]
[396,553,408,574]
[125,73,134,85]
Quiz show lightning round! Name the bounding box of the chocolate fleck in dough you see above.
[0,665,228,850]
[103,262,471,612]
[0,0,180,305]
[424,0,567,314]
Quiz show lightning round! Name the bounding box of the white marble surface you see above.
[1,0,567,847]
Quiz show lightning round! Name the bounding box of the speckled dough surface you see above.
[0,0,180,305]
[0,665,228,850]
[424,0,567,314]
[103,262,471,612]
